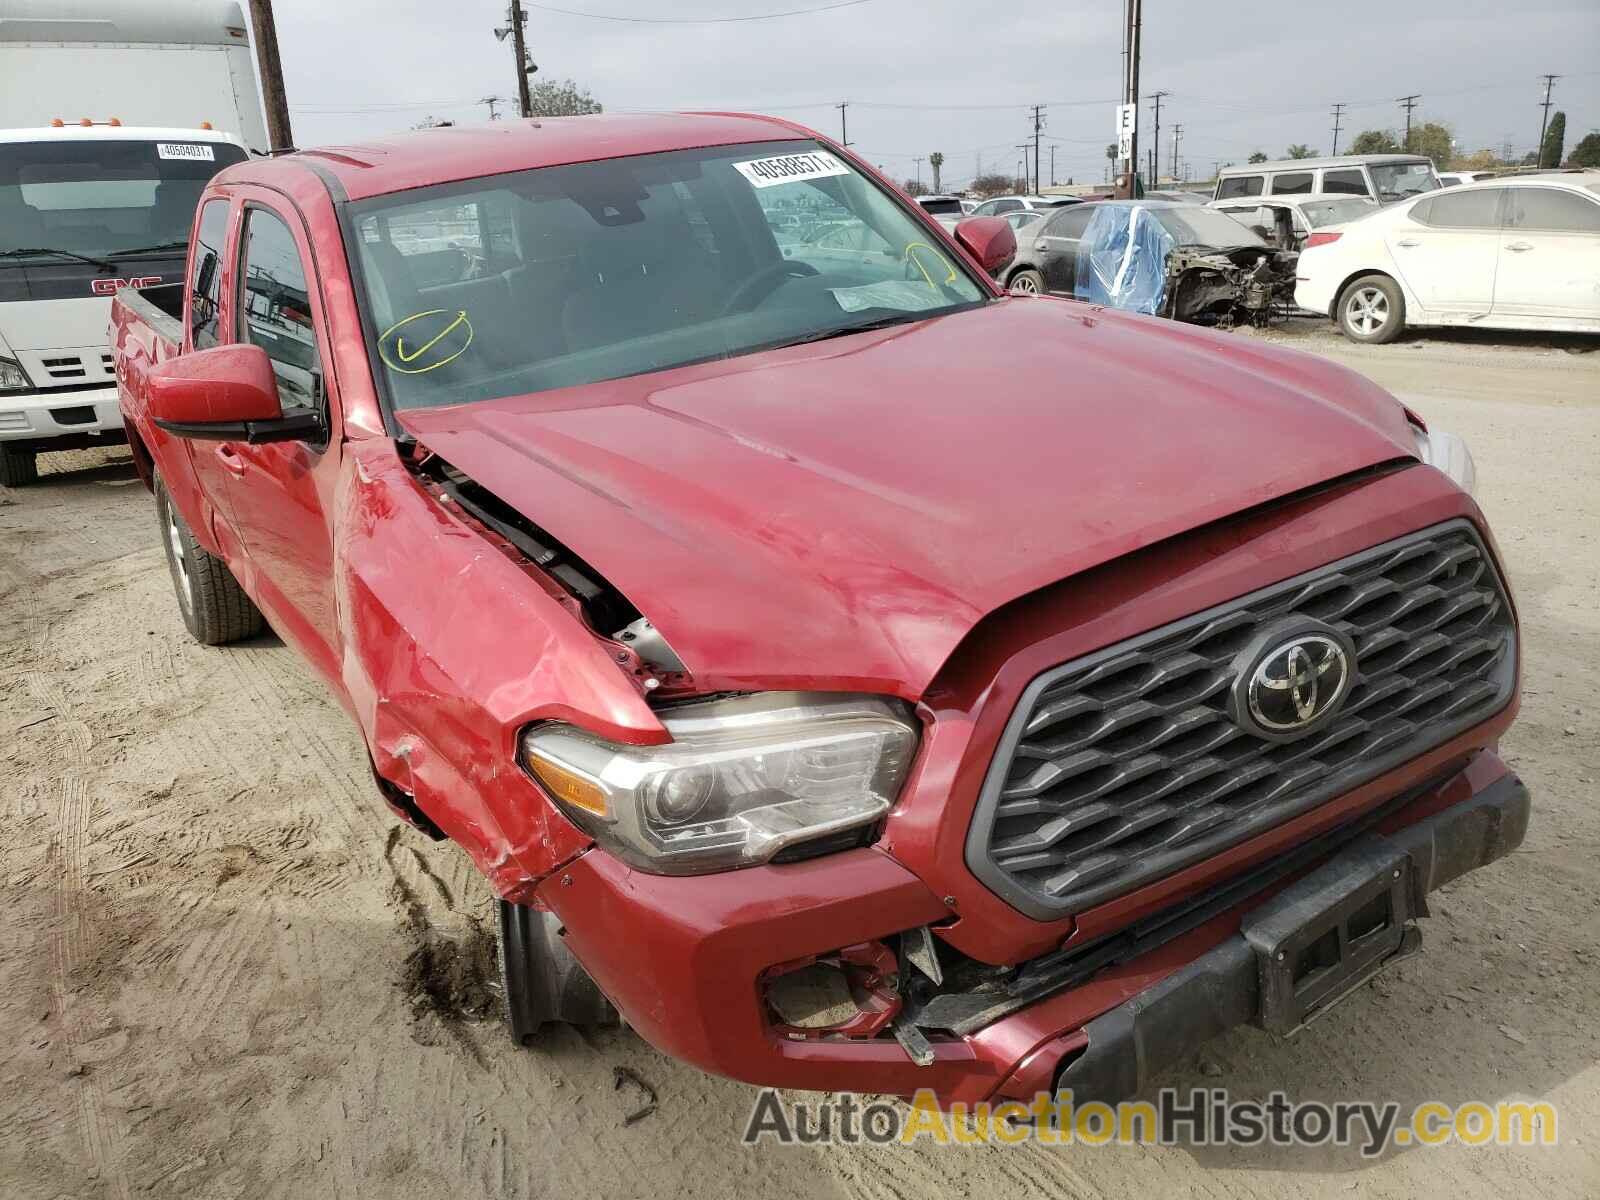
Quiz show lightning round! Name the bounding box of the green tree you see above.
[928,151,945,193]
[1286,144,1315,159]
[528,78,602,117]
[1539,111,1566,169]
[1407,121,1453,167]
[1248,150,1268,164]
[1349,129,1400,154]
[1570,131,1600,169]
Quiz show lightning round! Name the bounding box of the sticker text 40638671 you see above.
[732,151,850,189]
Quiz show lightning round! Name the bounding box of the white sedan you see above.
[1294,172,1600,343]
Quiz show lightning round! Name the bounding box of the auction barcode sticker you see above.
[733,151,849,189]
[156,143,216,161]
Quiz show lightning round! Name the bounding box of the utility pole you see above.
[836,101,850,147]
[509,2,532,118]
[1030,103,1045,196]
[480,96,507,121]
[1016,144,1033,193]
[1330,101,1346,156]
[1171,124,1183,182]
[1397,94,1421,150]
[1049,144,1056,186]
[1536,74,1560,167]
[912,156,923,190]
[247,0,293,151]
[492,3,535,118]
[1148,89,1168,180]
[1118,0,1142,198]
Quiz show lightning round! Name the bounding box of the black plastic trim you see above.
[1051,771,1529,1106]
[965,518,1516,920]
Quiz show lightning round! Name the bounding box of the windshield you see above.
[1300,198,1376,227]
[349,139,987,411]
[917,196,964,214]
[1151,206,1267,247]
[1370,161,1440,203]
[0,138,247,261]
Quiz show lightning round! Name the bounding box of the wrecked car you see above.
[113,113,1526,1109]
[1004,200,1299,325]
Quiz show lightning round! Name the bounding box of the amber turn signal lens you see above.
[527,753,609,817]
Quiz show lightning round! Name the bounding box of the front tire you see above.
[155,477,265,645]
[1337,274,1405,344]
[1008,268,1045,295]
[497,899,617,1045]
[0,444,38,486]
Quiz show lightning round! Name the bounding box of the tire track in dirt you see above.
[48,772,132,1200]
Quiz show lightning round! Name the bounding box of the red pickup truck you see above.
[112,113,1526,1108]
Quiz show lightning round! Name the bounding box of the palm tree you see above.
[1286,144,1315,159]
[928,151,944,194]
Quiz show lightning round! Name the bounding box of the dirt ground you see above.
[2,325,1596,1199]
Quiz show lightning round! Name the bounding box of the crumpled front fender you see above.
[334,438,666,899]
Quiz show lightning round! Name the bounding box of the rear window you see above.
[1216,174,1264,199]
[1414,188,1503,229]
[916,197,963,215]
[1269,172,1315,195]
[1322,169,1368,195]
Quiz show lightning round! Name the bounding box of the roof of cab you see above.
[277,112,819,203]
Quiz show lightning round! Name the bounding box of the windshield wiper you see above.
[112,240,190,257]
[785,312,932,347]
[0,246,115,270]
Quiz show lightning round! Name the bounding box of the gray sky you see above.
[278,0,1599,189]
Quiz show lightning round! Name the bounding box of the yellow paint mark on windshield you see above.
[378,309,473,375]
[903,241,958,290]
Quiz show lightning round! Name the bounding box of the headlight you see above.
[1411,424,1475,495]
[522,692,918,875]
[0,357,32,393]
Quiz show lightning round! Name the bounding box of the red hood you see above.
[398,299,1416,700]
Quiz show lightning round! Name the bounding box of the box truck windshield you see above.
[1,138,247,269]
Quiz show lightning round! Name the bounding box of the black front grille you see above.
[966,520,1516,919]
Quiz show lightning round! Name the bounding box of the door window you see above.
[189,198,229,349]
[1414,189,1504,229]
[1216,175,1263,199]
[1505,188,1600,233]
[1041,206,1095,239]
[1322,169,1367,195]
[237,207,324,415]
[1269,172,1314,195]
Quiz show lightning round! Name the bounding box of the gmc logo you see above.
[92,276,163,295]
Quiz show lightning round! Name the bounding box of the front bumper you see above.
[540,750,1528,1106]
[0,383,124,445]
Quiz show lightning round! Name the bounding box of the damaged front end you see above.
[1163,245,1298,327]
[1075,203,1297,328]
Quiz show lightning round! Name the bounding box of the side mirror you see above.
[953,216,1018,275]
[148,344,318,443]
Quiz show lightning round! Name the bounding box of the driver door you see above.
[1031,206,1095,294]
[215,194,344,681]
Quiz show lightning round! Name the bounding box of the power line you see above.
[524,0,873,22]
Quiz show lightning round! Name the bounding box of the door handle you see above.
[215,443,247,475]
[1034,240,1048,251]
[1396,238,1420,248]
[1505,241,1534,252]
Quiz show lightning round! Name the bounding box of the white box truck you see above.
[0,1,266,483]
